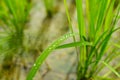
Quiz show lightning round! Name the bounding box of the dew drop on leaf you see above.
[48,47,52,50]
[33,64,36,67]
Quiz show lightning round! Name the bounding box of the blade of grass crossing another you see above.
[89,32,112,77]
[87,3,120,66]
[63,0,79,63]
[4,0,17,19]
[89,27,120,77]
[114,44,120,48]
[76,0,86,69]
[86,0,96,40]
[104,0,115,31]
[101,61,120,78]
[95,48,117,74]
[76,0,85,38]
[26,33,76,80]
[84,27,120,77]
[95,0,109,39]
[103,62,120,78]
[56,41,93,49]
[63,0,73,33]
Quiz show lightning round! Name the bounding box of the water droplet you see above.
[69,33,73,36]
[33,64,36,67]
[48,47,52,50]
[52,45,56,47]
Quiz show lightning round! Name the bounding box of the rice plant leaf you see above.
[76,0,85,38]
[4,0,17,20]
[76,0,87,69]
[87,27,120,65]
[114,44,120,48]
[103,62,120,78]
[26,33,76,80]
[64,0,73,32]
[63,0,78,52]
[95,4,120,65]
[86,0,97,40]
[96,33,111,63]
[85,27,120,77]
[56,41,93,49]
[104,0,115,31]
[89,27,120,75]
[95,0,108,35]
[101,61,120,78]
[93,76,115,80]
[95,48,117,74]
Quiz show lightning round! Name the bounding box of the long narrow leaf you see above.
[56,41,93,49]
[26,33,76,80]
[101,61,120,78]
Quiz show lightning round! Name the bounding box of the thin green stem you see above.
[64,0,79,65]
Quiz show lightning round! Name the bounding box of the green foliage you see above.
[0,0,31,79]
[75,0,120,79]
[56,41,93,49]
[0,0,31,58]
[26,33,76,80]
[101,61,120,78]
[27,0,120,80]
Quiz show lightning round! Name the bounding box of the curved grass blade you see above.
[84,27,120,77]
[103,63,120,78]
[95,48,117,74]
[101,61,120,78]
[89,29,119,77]
[87,27,120,65]
[26,33,76,80]
[114,44,120,48]
[95,0,108,36]
[56,41,93,49]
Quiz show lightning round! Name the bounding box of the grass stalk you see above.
[63,0,79,68]
[75,0,87,79]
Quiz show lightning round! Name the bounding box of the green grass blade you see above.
[95,0,108,32]
[93,76,115,80]
[103,63,120,77]
[101,61,120,78]
[63,0,77,44]
[96,33,111,64]
[4,0,16,18]
[87,25,120,65]
[86,0,97,40]
[90,27,120,74]
[95,48,117,74]
[64,0,73,32]
[26,33,76,80]
[104,0,115,31]
[76,0,85,38]
[64,0,79,63]
[85,27,120,77]
[56,41,93,49]
[114,44,120,48]
[89,33,112,77]
[76,0,86,70]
